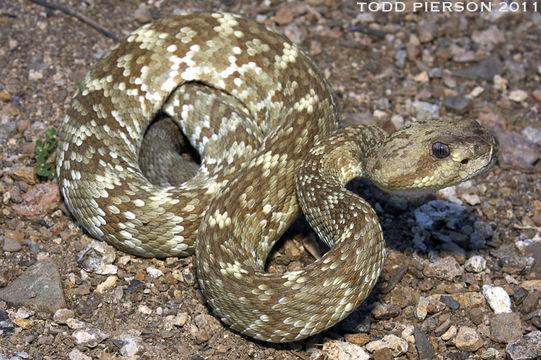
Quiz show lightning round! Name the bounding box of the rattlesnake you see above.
[56,12,497,342]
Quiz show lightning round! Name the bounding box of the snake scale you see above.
[56,12,498,342]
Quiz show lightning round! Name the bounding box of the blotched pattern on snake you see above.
[56,12,497,342]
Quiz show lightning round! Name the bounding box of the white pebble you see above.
[69,348,92,360]
[509,89,528,102]
[323,340,369,360]
[482,285,512,313]
[146,266,163,278]
[120,335,142,357]
[365,335,409,356]
[465,255,486,273]
[138,305,153,315]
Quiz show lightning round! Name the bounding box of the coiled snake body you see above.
[57,12,497,342]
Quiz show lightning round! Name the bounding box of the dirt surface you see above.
[1,0,540,359]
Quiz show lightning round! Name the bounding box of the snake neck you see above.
[296,125,387,247]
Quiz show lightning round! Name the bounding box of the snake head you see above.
[367,118,498,195]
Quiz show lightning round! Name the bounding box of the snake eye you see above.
[432,142,450,159]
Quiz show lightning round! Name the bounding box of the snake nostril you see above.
[461,159,469,165]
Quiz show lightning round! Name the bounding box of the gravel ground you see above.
[1,1,540,359]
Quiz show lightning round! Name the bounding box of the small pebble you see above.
[480,347,501,359]
[410,100,439,121]
[120,335,142,357]
[2,237,22,252]
[15,307,35,319]
[365,335,408,356]
[465,255,487,273]
[72,328,108,348]
[442,95,472,114]
[53,308,75,324]
[512,287,529,305]
[509,89,528,102]
[455,326,483,351]
[77,241,117,275]
[462,193,481,205]
[372,303,401,320]
[146,267,163,278]
[323,340,370,360]
[440,295,460,310]
[483,285,513,313]
[521,126,541,145]
[68,349,91,360]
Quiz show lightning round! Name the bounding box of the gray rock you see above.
[440,295,460,310]
[428,68,442,78]
[490,312,522,343]
[513,287,529,305]
[2,237,22,252]
[409,101,440,121]
[77,241,118,275]
[442,95,473,114]
[521,126,541,145]
[53,308,75,324]
[506,330,541,360]
[417,19,437,43]
[414,325,435,360]
[455,55,503,81]
[119,335,142,357]
[493,127,540,171]
[480,347,502,359]
[0,260,66,312]
[394,47,407,69]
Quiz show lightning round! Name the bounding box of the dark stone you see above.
[513,287,529,305]
[442,95,473,114]
[0,260,66,312]
[454,55,503,81]
[414,325,435,360]
[440,295,460,310]
[469,307,484,325]
[525,242,541,278]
